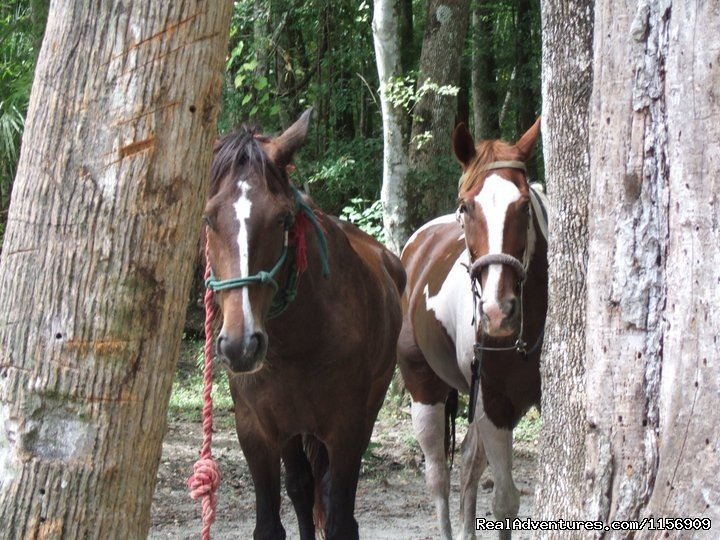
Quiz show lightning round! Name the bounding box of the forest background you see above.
[0,0,542,249]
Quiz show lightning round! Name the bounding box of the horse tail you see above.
[445,388,459,468]
[303,434,329,536]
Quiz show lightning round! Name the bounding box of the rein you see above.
[462,160,546,423]
[205,186,330,318]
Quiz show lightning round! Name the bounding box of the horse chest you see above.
[413,260,475,394]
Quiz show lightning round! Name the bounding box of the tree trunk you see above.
[409,0,470,219]
[584,0,720,533]
[471,0,500,140]
[532,0,593,531]
[456,58,470,129]
[253,0,270,83]
[515,0,540,180]
[398,0,415,75]
[373,0,411,254]
[0,2,232,537]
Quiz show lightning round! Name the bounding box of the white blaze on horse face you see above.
[475,174,521,308]
[233,183,255,336]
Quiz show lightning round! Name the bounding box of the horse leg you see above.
[238,435,285,540]
[322,433,366,540]
[412,400,453,539]
[398,324,453,540]
[282,435,315,540]
[476,415,520,540]
[458,418,488,540]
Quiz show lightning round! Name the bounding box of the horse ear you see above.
[452,123,476,169]
[270,108,313,167]
[515,116,541,160]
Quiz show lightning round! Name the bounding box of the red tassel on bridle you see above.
[289,211,311,274]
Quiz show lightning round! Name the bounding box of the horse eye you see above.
[202,214,214,229]
[458,201,467,214]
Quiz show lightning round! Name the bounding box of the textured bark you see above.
[584,0,720,535]
[532,0,593,532]
[0,2,232,538]
[409,0,470,217]
[647,0,720,524]
[373,0,411,254]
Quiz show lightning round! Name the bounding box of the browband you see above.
[458,160,527,189]
[479,160,527,173]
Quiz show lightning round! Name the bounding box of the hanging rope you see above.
[187,241,221,540]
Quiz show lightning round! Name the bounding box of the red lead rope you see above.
[187,241,221,540]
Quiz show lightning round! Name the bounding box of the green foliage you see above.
[296,136,383,218]
[339,198,384,242]
[384,75,459,113]
[406,155,461,229]
[514,407,541,443]
[0,0,48,243]
[470,0,542,143]
[384,74,459,151]
[169,339,234,423]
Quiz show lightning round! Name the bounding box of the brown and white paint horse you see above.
[398,119,547,539]
[204,110,405,540]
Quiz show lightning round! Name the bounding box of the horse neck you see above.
[276,213,344,316]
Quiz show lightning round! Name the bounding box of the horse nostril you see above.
[246,333,259,357]
[216,335,227,356]
[249,332,266,357]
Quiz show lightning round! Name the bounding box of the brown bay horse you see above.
[398,119,548,540]
[204,109,405,540]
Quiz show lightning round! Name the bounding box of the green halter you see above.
[205,187,330,318]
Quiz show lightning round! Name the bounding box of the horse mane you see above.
[209,126,290,198]
[458,139,524,198]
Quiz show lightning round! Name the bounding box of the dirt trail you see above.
[149,404,537,540]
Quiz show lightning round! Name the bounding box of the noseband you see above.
[205,187,330,318]
[462,160,545,422]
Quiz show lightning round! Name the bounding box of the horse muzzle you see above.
[216,330,268,373]
[480,298,519,337]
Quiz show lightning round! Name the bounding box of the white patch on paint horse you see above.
[424,250,477,386]
[475,174,521,306]
[234,183,255,336]
[411,402,452,539]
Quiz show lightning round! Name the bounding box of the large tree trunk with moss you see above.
[583,0,720,531]
[0,2,232,537]
[532,0,593,530]
[409,0,470,223]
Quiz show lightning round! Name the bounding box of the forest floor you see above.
[148,341,539,540]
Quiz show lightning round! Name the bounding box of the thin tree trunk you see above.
[584,0,720,533]
[515,0,540,180]
[457,58,470,129]
[471,0,500,140]
[398,0,414,75]
[373,0,410,254]
[532,0,593,533]
[0,2,232,537]
[253,0,270,82]
[515,0,538,131]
